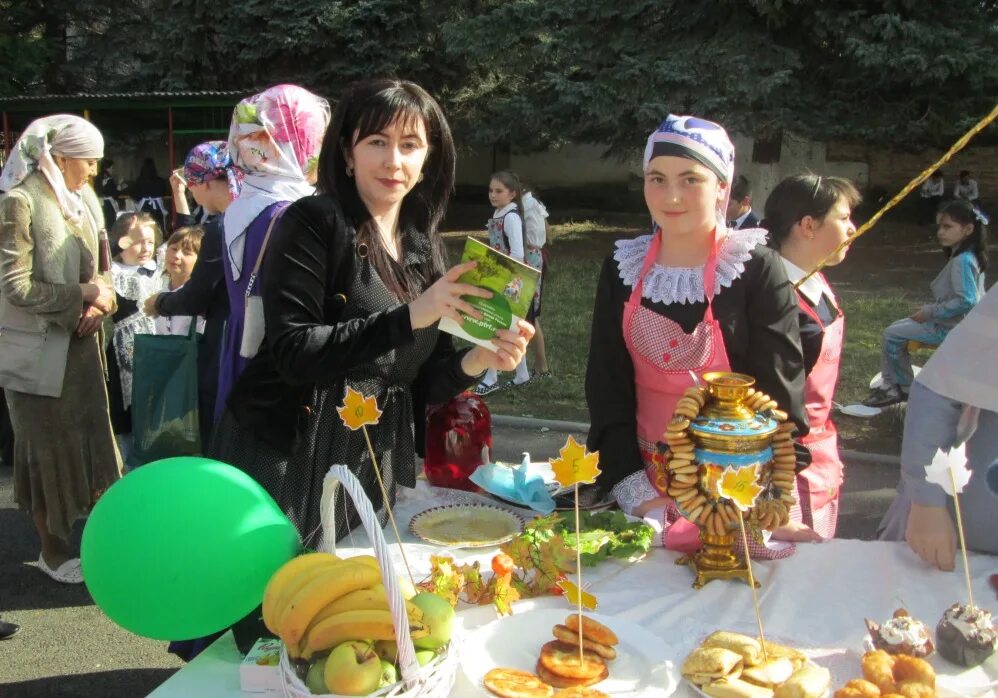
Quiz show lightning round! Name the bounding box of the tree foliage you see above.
[4,0,997,151]
[440,0,998,153]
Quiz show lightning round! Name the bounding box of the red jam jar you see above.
[423,391,492,491]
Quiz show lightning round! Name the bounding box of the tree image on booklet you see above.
[439,237,540,351]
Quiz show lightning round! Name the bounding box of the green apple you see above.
[378,659,398,687]
[410,592,455,651]
[374,639,397,663]
[324,641,382,696]
[304,656,327,695]
[415,649,436,667]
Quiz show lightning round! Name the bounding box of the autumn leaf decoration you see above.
[337,386,383,431]
[557,579,598,611]
[716,465,763,511]
[550,435,601,487]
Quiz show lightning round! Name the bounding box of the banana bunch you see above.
[262,553,426,660]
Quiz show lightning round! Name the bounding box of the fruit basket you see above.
[279,465,457,698]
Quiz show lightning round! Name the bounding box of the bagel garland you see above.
[657,385,798,538]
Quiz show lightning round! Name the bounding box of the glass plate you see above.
[409,503,525,548]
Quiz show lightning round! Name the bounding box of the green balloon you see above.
[81,457,301,640]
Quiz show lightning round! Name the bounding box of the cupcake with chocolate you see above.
[936,603,997,667]
[865,608,934,658]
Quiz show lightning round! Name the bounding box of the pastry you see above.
[702,677,775,697]
[833,679,881,698]
[564,614,619,647]
[890,655,935,691]
[740,658,795,688]
[551,689,610,698]
[535,660,609,689]
[681,646,744,684]
[852,649,937,697]
[860,649,896,694]
[760,641,808,671]
[538,641,606,681]
[703,631,765,666]
[865,609,934,657]
[935,602,997,667]
[772,664,830,698]
[552,624,617,660]
[483,667,555,698]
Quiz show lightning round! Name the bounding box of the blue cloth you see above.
[470,454,555,514]
[880,318,950,390]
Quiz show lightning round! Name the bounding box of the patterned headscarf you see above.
[223,84,331,279]
[644,114,735,226]
[183,140,243,200]
[0,114,104,223]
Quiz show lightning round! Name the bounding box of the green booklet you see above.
[439,237,541,352]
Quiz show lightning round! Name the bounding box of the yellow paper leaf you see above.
[336,386,383,431]
[557,579,598,611]
[549,436,601,487]
[717,465,763,511]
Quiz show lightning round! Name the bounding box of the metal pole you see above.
[168,106,176,229]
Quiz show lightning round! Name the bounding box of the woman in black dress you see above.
[215,79,532,543]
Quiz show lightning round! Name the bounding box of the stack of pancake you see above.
[483,614,620,697]
[682,631,830,697]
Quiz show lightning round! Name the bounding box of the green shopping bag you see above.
[130,322,201,467]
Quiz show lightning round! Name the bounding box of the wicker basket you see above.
[279,465,457,698]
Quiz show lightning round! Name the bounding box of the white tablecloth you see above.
[149,482,998,697]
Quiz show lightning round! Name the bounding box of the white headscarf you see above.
[0,114,104,223]
[916,282,998,413]
[222,84,330,279]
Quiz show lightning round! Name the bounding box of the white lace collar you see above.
[614,228,769,305]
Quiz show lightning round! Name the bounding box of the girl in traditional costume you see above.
[586,115,809,556]
[766,174,861,540]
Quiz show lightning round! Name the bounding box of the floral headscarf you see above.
[223,84,330,279]
[183,140,243,200]
[644,114,735,227]
[0,114,104,223]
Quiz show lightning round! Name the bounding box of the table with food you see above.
[140,372,996,698]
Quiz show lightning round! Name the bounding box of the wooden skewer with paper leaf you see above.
[336,386,415,586]
[716,464,769,662]
[923,444,976,610]
[549,435,601,665]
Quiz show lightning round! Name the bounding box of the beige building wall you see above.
[455,134,870,211]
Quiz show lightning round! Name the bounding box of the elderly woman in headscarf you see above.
[146,141,244,444]
[879,283,998,568]
[214,84,330,421]
[0,115,122,584]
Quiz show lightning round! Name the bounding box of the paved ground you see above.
[0,422,901,697]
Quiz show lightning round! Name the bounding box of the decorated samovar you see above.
[656,371,798,589]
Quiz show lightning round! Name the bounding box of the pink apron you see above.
[622,230,731,552]
[791,276,844,538]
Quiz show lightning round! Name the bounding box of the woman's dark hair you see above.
[937,199,988,272]
[490,169,526,228]
[137,157,159,181]
[316,78,455,301]
[763,174,861,249]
